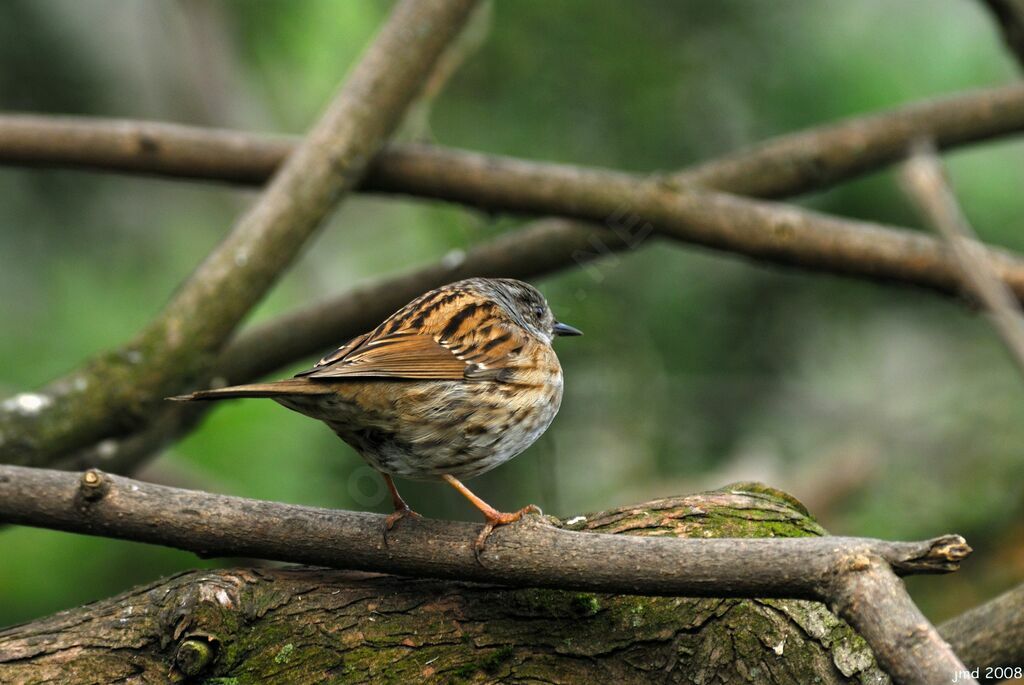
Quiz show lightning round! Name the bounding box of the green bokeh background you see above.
[2,0,1023,628]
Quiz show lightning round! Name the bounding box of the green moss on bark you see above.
[0,487,889,684]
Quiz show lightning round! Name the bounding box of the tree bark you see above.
[0,484,895,684]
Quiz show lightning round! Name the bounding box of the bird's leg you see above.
[382,474,421,531]
[442,474,541,553]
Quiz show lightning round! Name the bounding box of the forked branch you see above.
[0,464,973,684]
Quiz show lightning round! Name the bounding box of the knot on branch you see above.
[76,468,109,503]
[160,571,262,647]
[173,634,219,677]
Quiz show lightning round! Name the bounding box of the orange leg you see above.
[442,474,541,552]
[382,474,421,531]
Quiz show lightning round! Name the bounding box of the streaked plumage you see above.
[172,278,580,547]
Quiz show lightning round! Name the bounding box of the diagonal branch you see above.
[317,146,1024,300]
[827,556,970,685]
[900,140,1024,378]
[0,0,479,468]
[940,581,1024,674]
[1,85,1024,197]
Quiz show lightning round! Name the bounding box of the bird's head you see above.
[463,278,582,343]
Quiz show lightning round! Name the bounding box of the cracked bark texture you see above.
[0,484,891,684]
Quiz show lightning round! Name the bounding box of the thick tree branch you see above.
[0,467,974,683]
[828,556,970,685]
[0,0,479,468]
[0,465,970,599]
[940,581,1024,678]
[0,568,882,684]
[0,487,894,683]
[1,85,1023,198]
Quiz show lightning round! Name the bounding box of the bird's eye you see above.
[533,305,546,319]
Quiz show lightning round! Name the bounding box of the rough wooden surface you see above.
[0,465,970,599]
[940,581,1024,681]
[0,484,893,684]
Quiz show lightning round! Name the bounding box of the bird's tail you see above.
[167,379,330,402]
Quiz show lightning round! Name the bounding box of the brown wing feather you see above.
[295,332,371,376]
[296,284,533,382]
[304,333,468,380]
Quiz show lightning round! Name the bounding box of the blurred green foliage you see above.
[2,0,1023,628]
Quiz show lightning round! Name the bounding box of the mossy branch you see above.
[0,481,972,684]
[0,468,974,683]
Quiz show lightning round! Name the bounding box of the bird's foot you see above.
[383,506,422,546]
[385,505,422,531]
[474,504,542,560]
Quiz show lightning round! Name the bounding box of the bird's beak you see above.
[553,321,583,337]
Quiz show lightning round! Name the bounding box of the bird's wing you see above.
[298,325,530,382]
[298,332,372,374]
[302,332,471,380]
[297,286,531,381]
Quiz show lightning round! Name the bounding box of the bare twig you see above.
[0,463,973,685]
[0,0,479,468]
[940,581,1024,678]
[900,141,1024,377]
[674,84,1024,197]
[1,85,1023,197]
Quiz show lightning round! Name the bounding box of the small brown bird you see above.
[173,277,580,548]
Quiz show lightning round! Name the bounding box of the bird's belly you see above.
[276,378,562,481]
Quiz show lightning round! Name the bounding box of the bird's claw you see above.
[383,506,422,546]
[473,504,543,562]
